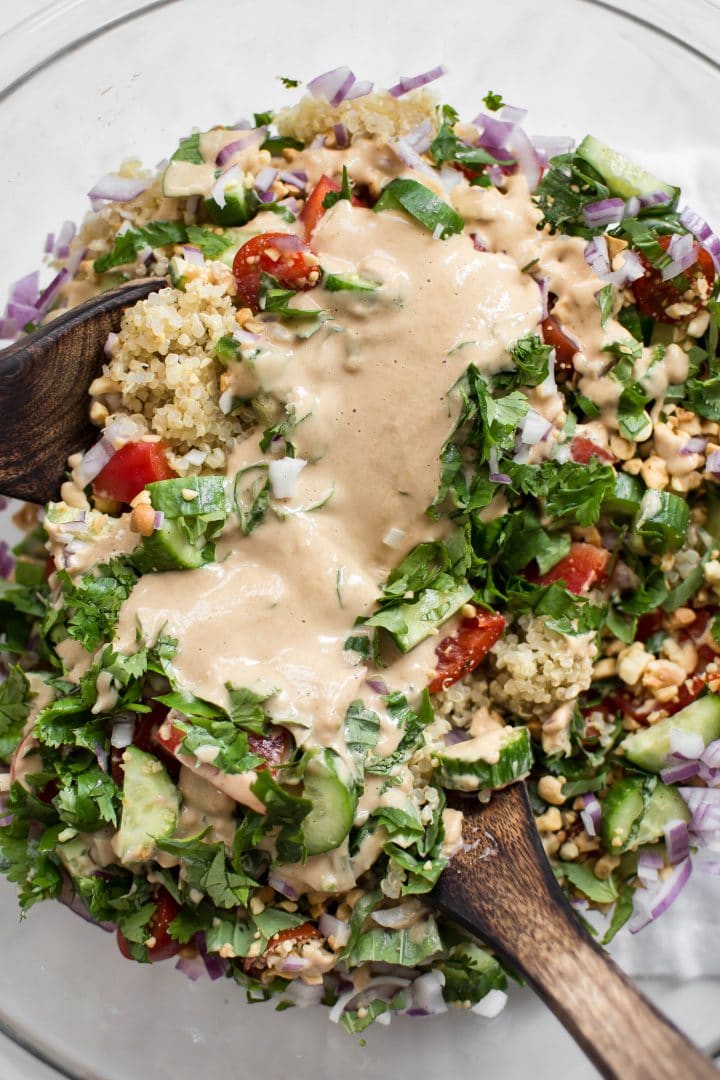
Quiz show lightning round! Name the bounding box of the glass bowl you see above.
[1,2,720,1076]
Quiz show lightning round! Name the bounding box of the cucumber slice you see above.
[114,746,180,864]
[205,174,261,228]
[602,472,644,521]
[301,750,357,856]
[601,777,690,853]
[366,581,474,654]
[635,489,689,555]
[131,517,206,573]
[437,725,533,791]
[621,693,720,772]
[576,135,677,201]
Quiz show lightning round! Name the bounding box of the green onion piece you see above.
[602,472,644,521]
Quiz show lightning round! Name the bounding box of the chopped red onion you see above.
[534,275,549,319]
[94,742,109,773]
[584,237,644,287]
[707,449,720,476]
[579,793,602,838]
[280,956,307,974]
[508,125,541,193]
[624,196,641,218]
[153,511,165,531]
[389,65,447,98]
[333,123,349,148]
[268,872,299,900]
[54,220,76,258]
[371,901,421,929]
[210,164,243,209]
[486,164,505,188]
[110,717,135,749]
[0,541,14,580]
[65,245,87,277]
[277,170,308,190]
[182,245,204,265]
[36,268,70,315]
[7,301,40,326]
[660,760,699,784]
[405,119,434,155]
[392,137,437,181]
[701,739,720,770]
[637,849,663,881]
[328,976,411,1024]
[406,971,447,1016]
[640,191,672,209]
[88,174,151,203]
[661,232,698,281]
[582,197,625,227]
[669,727,705,761]
[9,270,40,308]
[344,79,373,100]
[471,233,487,252]
[664,819,690,865]
[175,954,206,982]
[366,676,389,695]
[197,932,228,980]
[521,409,552,446]
[628,856,692,933]
[318,913,350,946]
[44,232,55,254]
[253,166,278,193]
[233,327,259,345]
[216,128,266,167]
[444,729,470,746]
[74,437,116,487]
[488,450,510,484]
[471,989,508,1018]
[500,104,527,125]
[307,66,356,106]
[532,135,574,158]
[681,436,707,455]
[679,205,720,273]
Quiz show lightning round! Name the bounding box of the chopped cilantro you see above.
[373,178,464,239]
[482,91,504,112]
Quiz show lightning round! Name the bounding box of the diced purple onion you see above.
[388,64,447,98]
[333,123,349,148]
[500,104,527,125]
[579,793,602,838]
[405,119,434,155]
[392,137,437,181]
[521,409,552,446]
[706,449,720,476]
[532,135,575,158]
[637,849,664,881]
[344,79,373,101]
[233,327,259,345]
[216,128,267,167]
[680,436,707,455]
[679,205,720,273]
[660,759,699,784]
[277,196,301,216]
[53,220,76,259]
[110,717,135,749]
[210,164,243,209]
[471,233,487,252]
[280,956,307,974]
[153,511,165,531]
[94,742,109,773]
[582,197,626,228]
[74,437,116,487]
[9,270,40,308]
[284,980,325,1008]
[0,541,14,580]
[259,190,276,204]
[182,245,204,265]
[36,268,70,316]
[664,819,690,865]
[444,729,470,746]
[88,174,151,203]
[328,976,411,1024]
[44,232,55,254]
[268,872,299,900]
[175,953,206,982]
[640,191,672,209]
[197,932,228,981]
[307,66,357,106]
[534,275,549,319]
[405,971,447,1017]
[318,913,350,946]
[65,245,87,277]
[628,856,692,933]
[701,739,720,770]
[508,124,541,193]
[366,676,389,695]
[661,232,698,281]
[488,450,510,484]
[253,166,278,194]
[7,302,40,326]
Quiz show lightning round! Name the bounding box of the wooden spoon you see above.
[432,783,717,1079]
[0,278,163,504]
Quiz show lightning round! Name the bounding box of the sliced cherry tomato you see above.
[636,609,664,643]
[534,543,610,595]
[153,720,184,757]
[428,611,506,694]
[631,235,715,323]
[540,315,578,376]
[300,175,341,240]
[569,435,615,465]
[232,232,320,312]
[117,886,181,963]
[242,921,321,976]
[93,441,175,505]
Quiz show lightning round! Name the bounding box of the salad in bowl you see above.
[1,64,720,1033]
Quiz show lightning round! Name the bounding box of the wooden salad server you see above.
[432,782,717,1079]
[0,278,163,504]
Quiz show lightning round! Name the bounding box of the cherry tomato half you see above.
[540,315,579,376]
[232,232,320,313]
[117,887,181,963]
[631,234,715,323]
[93,441,175,505]
[533,542,610,595]
[428,611,506,694]
[569,435,616,465]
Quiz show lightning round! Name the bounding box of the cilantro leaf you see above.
[322,165,352,210]
[494,334,552,391]
[442,943,507,1004]
[344,700,380,768]
[186,225,234,259]
[226,684,277,735]
[0,784,63,911]
[534,151,610,237]
[171,132,203,164]
[157,835,255,908]
[482,91,505,112]
[0,666,31,763]
[51,558,139,653]
[373,178,464,239]
[597,284,615,328]
[248,770,311,865]
[278,76,300,88]
[53,764,121,829]
[555,860,618,904]
[430,124,508,172]
[366,690,434,775]
[94,221,188,274]
[507,459,615,526]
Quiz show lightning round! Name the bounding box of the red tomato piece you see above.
[243,920,321,975]
[93,441,174,505]
[636,609,664,643]
[117,887,181,963]
[535,543,610,595]
[300,175,341,240]
[153,720,184,757]
[631,235,715,323]
[540,315,578,376]
[569,435,616,465]
[248,726,293,768]
[232,232,320,312]
[428,611,506,694]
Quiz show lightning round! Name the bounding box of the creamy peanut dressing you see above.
[116,195,540,789]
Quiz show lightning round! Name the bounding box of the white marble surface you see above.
[1,1,719,1077]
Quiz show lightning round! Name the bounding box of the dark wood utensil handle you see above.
[0,278,161,504]
[434,785,716,1079]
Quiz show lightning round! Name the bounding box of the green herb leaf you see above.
[373,178,464,239]
[0,666,31,763]
[555,861,618,903]
[94,221,188,274]
[171,132,203,164]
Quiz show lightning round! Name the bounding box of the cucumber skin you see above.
[621,693,720,772]
[301,751,357,856]
[576,135,676,200]
[131,518,205,573]
[601,777,690,853]
[438,726,533,792]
